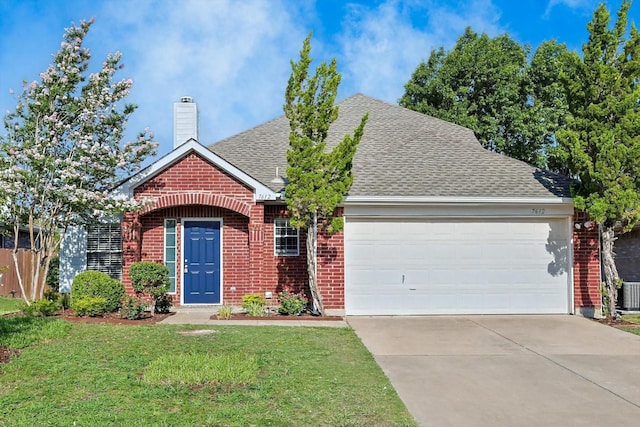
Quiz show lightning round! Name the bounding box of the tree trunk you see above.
[11,220,57,303]
[12,250,29,305]
[601,226,620,317]
[11,222,30,304]
[306,213,325,316]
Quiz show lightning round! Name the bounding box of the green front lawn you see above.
[621,314,640,336]
[0,317,416,426]
[0,296,22,316]
[622,314,640,325]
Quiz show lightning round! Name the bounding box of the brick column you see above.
[316,207,345,313]
[573,210,601,317]
[248,204,265,291]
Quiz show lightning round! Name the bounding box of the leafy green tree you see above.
[556,0,640,316]
[284,33,368,316]
[0,19,157,302]
[529,40,579,173]
[400,28,570,168]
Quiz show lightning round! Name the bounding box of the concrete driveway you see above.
[347,315,640,427]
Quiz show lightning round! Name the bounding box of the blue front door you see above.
[183,221,221,304]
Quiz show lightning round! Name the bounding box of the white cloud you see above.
[0,0,511,159]
[544,0,599,17]
[335,0,506,104]
[86,0,512,156]
[92,0,307,154]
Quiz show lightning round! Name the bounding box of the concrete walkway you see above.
[347,315,640,427]
[159,307,348,327]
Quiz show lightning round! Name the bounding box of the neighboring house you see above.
[60,94,602,316]
[613,229,640,282]
[0,223,33,249]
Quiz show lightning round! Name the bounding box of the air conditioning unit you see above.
[622,282,640,311]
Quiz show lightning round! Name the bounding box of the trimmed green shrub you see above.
[277,291,308,316]
[129,262,170,295]
[119,295,147,320]
[242,293,267,317]
[71,271,125,312]
[71,297,107,317]
[129,262,173,314]
[21,298,61,317]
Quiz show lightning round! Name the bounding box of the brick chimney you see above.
[173,96,198,148]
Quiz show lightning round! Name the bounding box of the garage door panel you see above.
[345,218,571,315]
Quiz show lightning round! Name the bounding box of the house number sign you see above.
[531,208,545,215]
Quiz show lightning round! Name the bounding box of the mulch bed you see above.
[210,313,344,321]
[594,317,640,328]
[54,309,175,325]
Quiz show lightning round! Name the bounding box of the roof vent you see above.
[270,167,285,185]
[180,96,193,103]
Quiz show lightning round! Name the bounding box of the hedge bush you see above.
[72,297,108,317]
[129,262,170,295]
[71,271,125,313]
[21,298,61,317]
[129,262,173,314]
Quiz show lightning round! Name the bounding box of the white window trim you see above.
[274,218,299,256]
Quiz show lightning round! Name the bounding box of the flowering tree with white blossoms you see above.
[0,19,157,303]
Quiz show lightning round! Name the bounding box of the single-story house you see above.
[0,223,33,250]
[60,94,602,316]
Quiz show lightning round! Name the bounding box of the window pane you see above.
[275,219,299,256]
[166,262,176,293]
[164,219,177,293]
[166,262,176,277]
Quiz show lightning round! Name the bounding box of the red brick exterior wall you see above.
[573,210,601,315]
[121,151,597,315]
[120,152,346,309]
[134,153,254,204]
[264,206,308,295]
[317,208,345,310]
[126,206,249,305]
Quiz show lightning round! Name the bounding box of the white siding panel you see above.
[345,218,571,315]
[59,226,87,293]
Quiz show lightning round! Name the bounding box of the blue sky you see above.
[0,0,633,159]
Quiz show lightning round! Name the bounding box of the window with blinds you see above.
[86,223,122,280]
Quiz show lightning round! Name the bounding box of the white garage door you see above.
[344,218,571,315]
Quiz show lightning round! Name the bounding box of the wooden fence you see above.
[0,248,35,299]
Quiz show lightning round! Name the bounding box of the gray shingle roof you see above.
[208,94,571,199]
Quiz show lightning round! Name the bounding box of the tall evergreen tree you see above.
[284,34,367,316]
[557,0,640,316]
